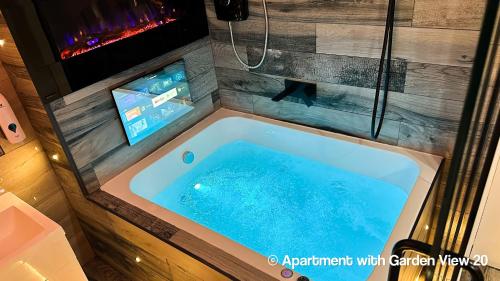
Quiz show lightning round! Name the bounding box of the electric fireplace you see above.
[0,0,208,102]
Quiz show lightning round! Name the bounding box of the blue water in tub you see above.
[152,140,407,280]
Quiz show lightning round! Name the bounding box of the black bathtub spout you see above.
[272,79,316,107]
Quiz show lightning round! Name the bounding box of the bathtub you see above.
[102,108,442,280]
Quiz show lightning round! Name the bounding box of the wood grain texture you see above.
[253,95,401,144]
[171,230,277,281]
[413,0,486,30]
[315,83,463,129]
[404,63,471,101]
[216,67,285,96]
[317,24,479,67]
[208,17,316,53]
[73,190,233,281]
[82,220,173,281]
[205,0,415,26]
[84,257,133,281]
[248,47,407,92]
[211,42,249,71]
[0,24,24,66]
[398,122,458,158]
[219,89,255,113]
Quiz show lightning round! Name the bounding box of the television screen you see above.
[112,60,193,145]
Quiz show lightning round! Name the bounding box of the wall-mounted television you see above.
[112,60,193,145]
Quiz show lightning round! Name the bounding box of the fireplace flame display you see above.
[34,0,185,60]
[59,17,177,60]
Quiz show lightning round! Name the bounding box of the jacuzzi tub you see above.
[102,108,442,280]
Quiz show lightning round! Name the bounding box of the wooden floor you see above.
[83,257,132,281]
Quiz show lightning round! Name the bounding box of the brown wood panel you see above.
[170,230,277,281]
[413,0,486,30]
[105,210,230,281]
[0,24,24,66]
[316,24,479,67]
[82,220,173,281]
[205,0,415,26]
[84,257,133,281]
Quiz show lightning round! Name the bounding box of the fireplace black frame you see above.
[0,0,209,104]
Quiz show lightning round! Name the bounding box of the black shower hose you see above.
[371,0,396,139]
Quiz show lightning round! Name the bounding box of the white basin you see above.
[0,192,87,281]
[0,206,45,258]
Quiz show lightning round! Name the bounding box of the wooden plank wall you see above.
[0,15,94,265]
[208,0,483,156]
[2,10,228,281]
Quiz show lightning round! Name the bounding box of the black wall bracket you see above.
[272,79,316,107]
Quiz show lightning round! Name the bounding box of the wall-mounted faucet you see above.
[0,93,25,144]
[272,79,317,107]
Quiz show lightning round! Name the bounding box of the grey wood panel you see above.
[189,68,218,102]
[68,116,125,170]
[398,122,457,158]
[183,45,216,79]
[216,67,285,96]
[219,89,255,113]
[315,83,463,129]
[211,42,248,71]
[405,63,471,101]
[413,0,486,30]
[205,0,415,26]
[53,89,118,144]
[316,24,478,67]
[217,67,461,132]
[247,47,407,92]
[208,17,316,53]
[253,95,401,144]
